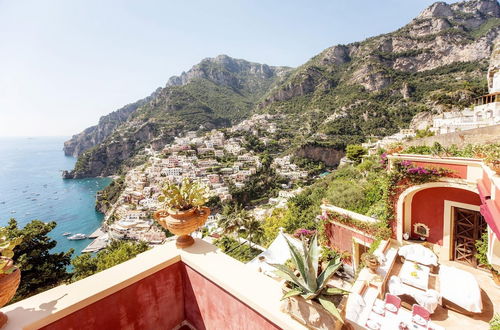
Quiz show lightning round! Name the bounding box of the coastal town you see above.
[81,114,309,252]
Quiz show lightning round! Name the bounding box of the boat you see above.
[62,232,71,236]
[68,233,87,240]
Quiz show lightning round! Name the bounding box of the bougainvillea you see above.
[292,228,317,239]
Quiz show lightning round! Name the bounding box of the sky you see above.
[0,0,455,137]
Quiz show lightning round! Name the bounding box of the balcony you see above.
[1,239,305,330]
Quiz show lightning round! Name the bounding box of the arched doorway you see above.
[396,181,483,264]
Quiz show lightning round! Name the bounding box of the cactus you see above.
[269,235,349,323]
[158,178,210,211]
[0,227,22,274]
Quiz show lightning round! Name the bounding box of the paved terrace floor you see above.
[387,257,499,330]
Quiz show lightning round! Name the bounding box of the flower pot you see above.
[153,207,210,248]
[0,257,21,328]
[280,285,346,330]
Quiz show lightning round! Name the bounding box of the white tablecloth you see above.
[399,260,430,290]
[398,244,438,266]
[439,265,483,313]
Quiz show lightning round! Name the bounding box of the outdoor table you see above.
[399,260,430,291]
[365,299,444,330]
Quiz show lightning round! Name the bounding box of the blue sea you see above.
[0,137,111,255]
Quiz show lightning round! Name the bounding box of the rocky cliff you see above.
[258,0,500,144]
[63,89,161,157]
[63,56,290,178]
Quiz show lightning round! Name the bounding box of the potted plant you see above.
[0,228,22,327]
[475,232,500,286]
[362,253,380,274]
[153,178,210,248]
[269,235,349,330]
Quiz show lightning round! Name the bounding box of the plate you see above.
[386,303,397,313]
[372,305,385,315]
[412,315,427,326]
[366,319,381,330]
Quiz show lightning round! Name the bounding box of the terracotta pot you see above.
[153,207,210,248]
[363,256,380,274]
[281,285,346,330]
[0,257,21,328]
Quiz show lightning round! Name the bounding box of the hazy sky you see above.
[0,0,452,137]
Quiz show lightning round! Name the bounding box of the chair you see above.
[384,293,401,313]
[412,304,430,325]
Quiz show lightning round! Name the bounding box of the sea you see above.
[0,136,111,255]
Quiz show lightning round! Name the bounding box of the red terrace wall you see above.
[410,187,481,245]
[40,262,185,330]
[496,186,500,211]
[481,169,492,196]
[182,264,279,330]
[325,222,374,262]
[412,161,468,179]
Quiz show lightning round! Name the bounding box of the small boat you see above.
[10,211,16,213]
[68,233,87,240]
[62,232,71,236]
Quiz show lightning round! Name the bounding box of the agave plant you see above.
[158,178,210,211]
[0,227,22,275]
[269,234,348,323]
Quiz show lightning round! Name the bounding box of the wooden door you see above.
[453,207,486,267]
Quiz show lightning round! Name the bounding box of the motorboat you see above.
[62,232,71,236]
[68,233,87,240]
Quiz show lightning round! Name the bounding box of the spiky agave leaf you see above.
[281,288,303,300]
[303,234,318,293]
[282,235,310,290]
[317,256,342,292]
[269,263,309,292]
[323,287,350,296]
[318,295,344,324]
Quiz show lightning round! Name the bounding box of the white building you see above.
[431,42,500,134]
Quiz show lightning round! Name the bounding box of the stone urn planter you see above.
[153,207,210,248]
[363,253,380,274]
[281,285,347,330]
[0,257,21,328]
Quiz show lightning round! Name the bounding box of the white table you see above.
[399,260,430,291]
[365,299,444,330]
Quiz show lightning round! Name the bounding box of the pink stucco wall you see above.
[410,187,481,245]
[182,264,280,330]
[40,262,185,330]
[39,261,280,330]
[325,222,374,263]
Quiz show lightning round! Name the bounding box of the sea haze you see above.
[0,136,111,254]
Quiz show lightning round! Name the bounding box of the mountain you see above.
[63,55,290,178]
[257,0,500,147]
[64,0,500,178]
[63,89,161,157]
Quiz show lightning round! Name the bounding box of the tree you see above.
[217,204,244,235]
[6,219,73,302]
[239,216,264,247]
[346,145,367,164]
[71,240,149,281]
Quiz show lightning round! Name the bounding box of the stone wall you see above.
[407,124,500,147]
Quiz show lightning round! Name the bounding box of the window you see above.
[413,223,430,238]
